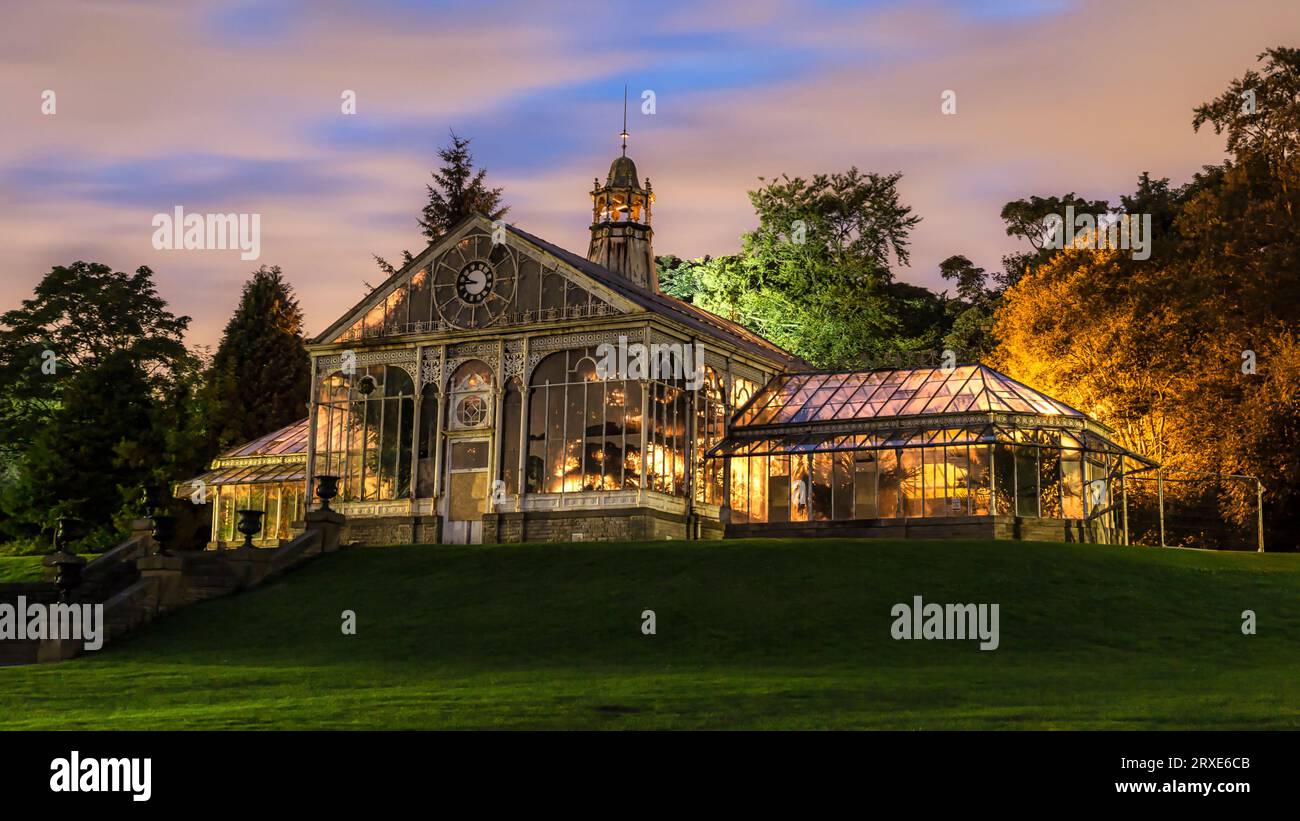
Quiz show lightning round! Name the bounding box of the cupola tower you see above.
[587,91,656,290]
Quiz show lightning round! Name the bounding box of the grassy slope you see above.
[1,538,1296,730]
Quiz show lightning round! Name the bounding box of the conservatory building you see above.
[292,146,799,545]
[710,365,1154,543]
[188,142,1151,547]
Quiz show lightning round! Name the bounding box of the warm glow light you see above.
[900,461,970,497]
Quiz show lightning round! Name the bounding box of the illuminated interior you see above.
[713,366,1150,532]
[192,419,310,545]
[313,364,415,502]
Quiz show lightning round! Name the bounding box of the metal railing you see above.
[1124,467,1265,552]
[349,302,621,340]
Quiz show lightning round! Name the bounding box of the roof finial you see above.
[620,84,629,157]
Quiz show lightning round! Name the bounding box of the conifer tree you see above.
[375,131,509,275]
[203,266,310,453]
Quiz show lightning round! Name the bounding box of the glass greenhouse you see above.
[189,419,309,546]
[709,365,1154,542]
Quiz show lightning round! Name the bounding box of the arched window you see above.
[526,347,643,494]
[315,370,350,482]
[500,378,523,494]
[447,360,494,431]
[416,380,439,498]
[313,364,414,502]
[731,376,757,413]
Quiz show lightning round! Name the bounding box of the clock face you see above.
[457,261,494,304]
[432,233,518,329]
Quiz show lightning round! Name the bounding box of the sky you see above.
[2,0,1298,348]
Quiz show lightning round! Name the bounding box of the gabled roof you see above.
[732,365,1087,428]
[219,418,310,459]
[311,212,803,368]
[182,418,309,489]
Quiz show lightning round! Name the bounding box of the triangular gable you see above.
[313,213,640,344]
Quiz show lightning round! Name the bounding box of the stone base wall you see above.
[485,506,695,544]
[694,515,726,540]
[995,516,1108,543]
[336,508,1116,546]
[339,507,717,545]
[343,515,441,546]
[728,515,1116,544]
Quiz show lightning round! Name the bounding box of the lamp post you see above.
[1256,478,1265,553]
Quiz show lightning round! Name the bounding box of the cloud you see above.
[1,0,1297,346]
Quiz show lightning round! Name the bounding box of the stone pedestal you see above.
[36,638,83,663]
[305,509,346,553]
[137,554,185,611]
[129,517,153,536]
[224,547,275,587]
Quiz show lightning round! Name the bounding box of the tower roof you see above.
[605,155,643,191]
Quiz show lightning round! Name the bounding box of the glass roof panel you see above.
[220,418,310,458]
[919,365,977,414]
[730,365,1085,428]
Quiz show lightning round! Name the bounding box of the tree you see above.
[936,254,996,362]
[658,170,947,368]
[942,301,998,364]
[0,262,194,547]
[0,262,189,448]
[4,350,158,545]
[993,47,1300,549]
[420,131,509,240]
[375,131,509,275]
[1192,47,1300,167]
[996,193,1111,289]
[938,255,988,304]
[737,169,924,366]
[745,168,918,275]
[655,254,707,302]
[202,266,311,454]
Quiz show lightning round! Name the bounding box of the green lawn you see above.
[1,538,1296,729]
[0,554,101,583]
[0,556,48,583]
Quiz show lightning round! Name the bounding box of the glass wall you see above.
[213,481,306,545]
[416,384,438,497]
[647,375,688,495]
[526,347,646,494]
[694,367,727,505]
[720,428,1110,525]
[313,364,416,502]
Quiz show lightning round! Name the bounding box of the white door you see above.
[443,439,489,544]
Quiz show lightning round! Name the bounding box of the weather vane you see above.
[620,84,629,157]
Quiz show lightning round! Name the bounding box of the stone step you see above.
[183,575,238,588]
